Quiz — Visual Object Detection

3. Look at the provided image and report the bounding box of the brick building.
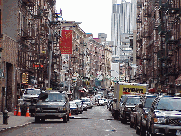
[136,0,181,92]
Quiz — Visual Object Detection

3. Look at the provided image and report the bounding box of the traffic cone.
[17,106,21,116]
[25,107,30,117]
[69,111,71,116]
[14,106,17,116]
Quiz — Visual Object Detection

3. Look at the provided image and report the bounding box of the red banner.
[59,30,72,54]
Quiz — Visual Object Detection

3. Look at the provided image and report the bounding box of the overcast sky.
[56,0,112,41]
[56,0,131,41]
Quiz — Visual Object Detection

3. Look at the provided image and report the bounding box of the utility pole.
[48,27,53,88]
[68,54,70,93]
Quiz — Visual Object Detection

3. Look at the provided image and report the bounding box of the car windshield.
[44,93,66,102]
[75,102,81,105]
[125,97,141,105]
[156,97,181,111]
[144,96,157,108]
[25,89,41,95]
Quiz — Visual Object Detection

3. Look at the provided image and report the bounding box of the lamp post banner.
[59,30,72,54]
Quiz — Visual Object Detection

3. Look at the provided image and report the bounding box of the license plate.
[176,130,181,136]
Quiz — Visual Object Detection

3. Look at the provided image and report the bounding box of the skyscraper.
[111,0,135,63]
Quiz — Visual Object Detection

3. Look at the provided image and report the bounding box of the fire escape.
[157,0,180,89]
[18,0,59,88]
[144,0,160,87]
[18,0,36,87]
[141,0,151,83]
[49,13,62,89]
[136,0,142,82]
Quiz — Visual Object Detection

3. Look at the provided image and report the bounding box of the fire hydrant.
[3,109,9,124]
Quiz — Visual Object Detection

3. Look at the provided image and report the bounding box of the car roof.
[160,96,181,99]
[49,92,61,93]
[122,95,141,97]
[81,97,90,99]
[69,101,76,103]
[74,100,82,102]
[144,94,157,97]
[127,96,141,99]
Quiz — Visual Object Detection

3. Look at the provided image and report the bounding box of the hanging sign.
[59,30,72,54]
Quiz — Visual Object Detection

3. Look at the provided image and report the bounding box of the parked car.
[103,98,108,104]
[73,99,83,114]
[114,94,139,120]
[81,97,93,109]
[119,95,141,124]
[97,98,105,106]
[145,95,181,136]
[129,94,157,135]
[34,90,70,123]
[83,103,88,111]
[69,101,79,115]
[20,88,41,116]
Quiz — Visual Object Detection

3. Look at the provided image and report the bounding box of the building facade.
[135,0,181,92]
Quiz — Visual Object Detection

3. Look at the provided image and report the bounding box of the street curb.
[0,121,33,133]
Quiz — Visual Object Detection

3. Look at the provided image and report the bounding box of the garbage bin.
[3,109,9,124]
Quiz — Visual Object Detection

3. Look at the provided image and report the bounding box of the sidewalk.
[0,112,34,132]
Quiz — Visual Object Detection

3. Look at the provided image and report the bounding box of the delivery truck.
[111,82,148,119]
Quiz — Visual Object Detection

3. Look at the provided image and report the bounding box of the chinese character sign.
[59,30,72,54]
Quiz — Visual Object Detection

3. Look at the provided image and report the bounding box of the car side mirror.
[139,103,143,109]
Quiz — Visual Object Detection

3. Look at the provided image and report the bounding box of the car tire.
[121,116,127,124]
[41,118,45,122]
[67,114,69,121]
[134,117,137,129]
[130,121,134,128]
[121,113,127,124]
[63,115,67,123]
[146,128,156,136]
[76,111,78,115]
[35,116,40,123]
[140,125,146,136]
[136,126,140,135]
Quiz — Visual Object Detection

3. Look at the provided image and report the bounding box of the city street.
[0,105,138,136]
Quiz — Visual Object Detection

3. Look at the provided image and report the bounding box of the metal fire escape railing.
[157,0,181,88]
[18,0,58,88]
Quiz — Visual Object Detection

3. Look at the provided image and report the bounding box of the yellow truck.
[112,82,148,119]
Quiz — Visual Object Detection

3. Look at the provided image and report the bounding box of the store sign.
[22,73,28,84]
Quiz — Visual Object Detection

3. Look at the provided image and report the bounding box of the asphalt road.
[0,105,139,136]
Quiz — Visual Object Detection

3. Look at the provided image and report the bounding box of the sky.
[56,0,112,41]
[56,0,132,41]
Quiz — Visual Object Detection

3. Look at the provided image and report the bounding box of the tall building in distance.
[111,0,135,63]
[98,33,107,44]
[111,0,137,82]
